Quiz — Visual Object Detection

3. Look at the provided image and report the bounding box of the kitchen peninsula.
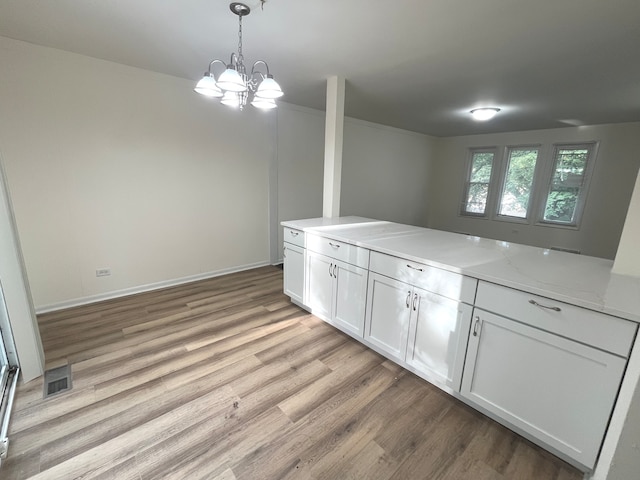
[281,216,640,473]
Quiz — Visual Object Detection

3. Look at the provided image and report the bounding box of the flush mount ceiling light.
[470,107,501,121]
[194,2,283,110]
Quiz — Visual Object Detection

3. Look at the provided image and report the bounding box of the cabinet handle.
[333,264,337,278]
[290,231,299,237]
[528,299,561,312]
[406,264,424,272]
[329,242,340,248]
[412,293,418,311]
[329,262,333,277]
[406,291,411,309]
[283,246,286,258]
[473,316,481,337]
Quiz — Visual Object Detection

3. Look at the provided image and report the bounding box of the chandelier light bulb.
[220,91,241,107]
[255,75,284,99]
[194,73,223,97]
[216,67,247,92]
[251,97,278,109]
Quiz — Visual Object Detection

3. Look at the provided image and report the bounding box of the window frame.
[494,144,542,224]
[535,142,598,229]
[460,147,498,218]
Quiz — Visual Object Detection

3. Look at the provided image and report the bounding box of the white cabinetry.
[406,290,473,390]
[305,234,369,337]
[462,282,637,469]
[306,251,333,320]
[364,252,477,391]
[283,228,305,304]
[364,273,412,362]
[281,218,640,473]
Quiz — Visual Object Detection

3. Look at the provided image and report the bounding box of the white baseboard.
[35,261,270,314]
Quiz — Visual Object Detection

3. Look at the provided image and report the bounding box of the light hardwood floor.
[3,266,583,479]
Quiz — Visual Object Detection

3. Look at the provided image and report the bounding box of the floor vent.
[43,365,72,399]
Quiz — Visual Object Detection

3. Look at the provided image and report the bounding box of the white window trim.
[534,142,599,229]
[460,147,499,218]
[494,144,542,224]
[459,141,598,230]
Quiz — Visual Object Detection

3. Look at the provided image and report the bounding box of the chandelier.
[194,2,283,110]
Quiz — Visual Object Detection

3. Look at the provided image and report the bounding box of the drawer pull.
[473,316,481,337]
[289,231,299,237]
[528,299,562,312]
[406,291,411,309]
[406,264,424,272]
[329,242,341,248]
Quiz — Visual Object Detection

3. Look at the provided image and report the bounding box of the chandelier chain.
[237,15,244,72]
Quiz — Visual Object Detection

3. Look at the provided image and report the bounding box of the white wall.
[276,104,325,255]
[341,118,435,226]
[429,123,640,259]
[275,108,436,260]
[608,373,640,479]
[613,168,640,275]
[591,170,640,480]
[593,337,640,480]
[0,36,275,311]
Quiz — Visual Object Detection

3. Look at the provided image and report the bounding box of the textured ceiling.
[1,0,639,136]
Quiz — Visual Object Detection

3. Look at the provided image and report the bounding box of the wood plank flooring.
[2,266,583,479]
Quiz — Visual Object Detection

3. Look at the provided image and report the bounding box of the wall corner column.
[612,168,640,275]
[322,76,345,218]
[591,167,640,480]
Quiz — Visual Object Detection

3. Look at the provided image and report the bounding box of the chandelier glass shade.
[194,2,283,110]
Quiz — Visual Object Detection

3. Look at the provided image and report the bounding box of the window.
[461,148,495,216]
[498,147,540,219]
[540,143,596,226]
[459,141,597,228]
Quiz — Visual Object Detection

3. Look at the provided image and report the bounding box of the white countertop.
[281,217,640,322]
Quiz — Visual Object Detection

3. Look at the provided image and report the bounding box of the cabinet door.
[305,251,334,322]
[332,260,368,337]
[364,273,412,362]
[406,289,472,391]
[283,243,305,305]
[461,310,627,469]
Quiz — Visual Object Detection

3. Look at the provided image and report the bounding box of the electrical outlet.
[96,268,111,277]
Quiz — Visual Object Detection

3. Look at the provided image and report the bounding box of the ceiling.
[1,0,639,137]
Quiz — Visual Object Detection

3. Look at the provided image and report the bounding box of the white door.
[461,309,627,469]
[305,251,334,322]
[406,289,472,391]
[364,273,412,362]
[332,260,368,337]
[283,243,305,305]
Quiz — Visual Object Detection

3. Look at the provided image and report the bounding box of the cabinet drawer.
[306,234,370,268]
[369,251,477,304]
[475,281,637,357]
[283,227,304,247]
